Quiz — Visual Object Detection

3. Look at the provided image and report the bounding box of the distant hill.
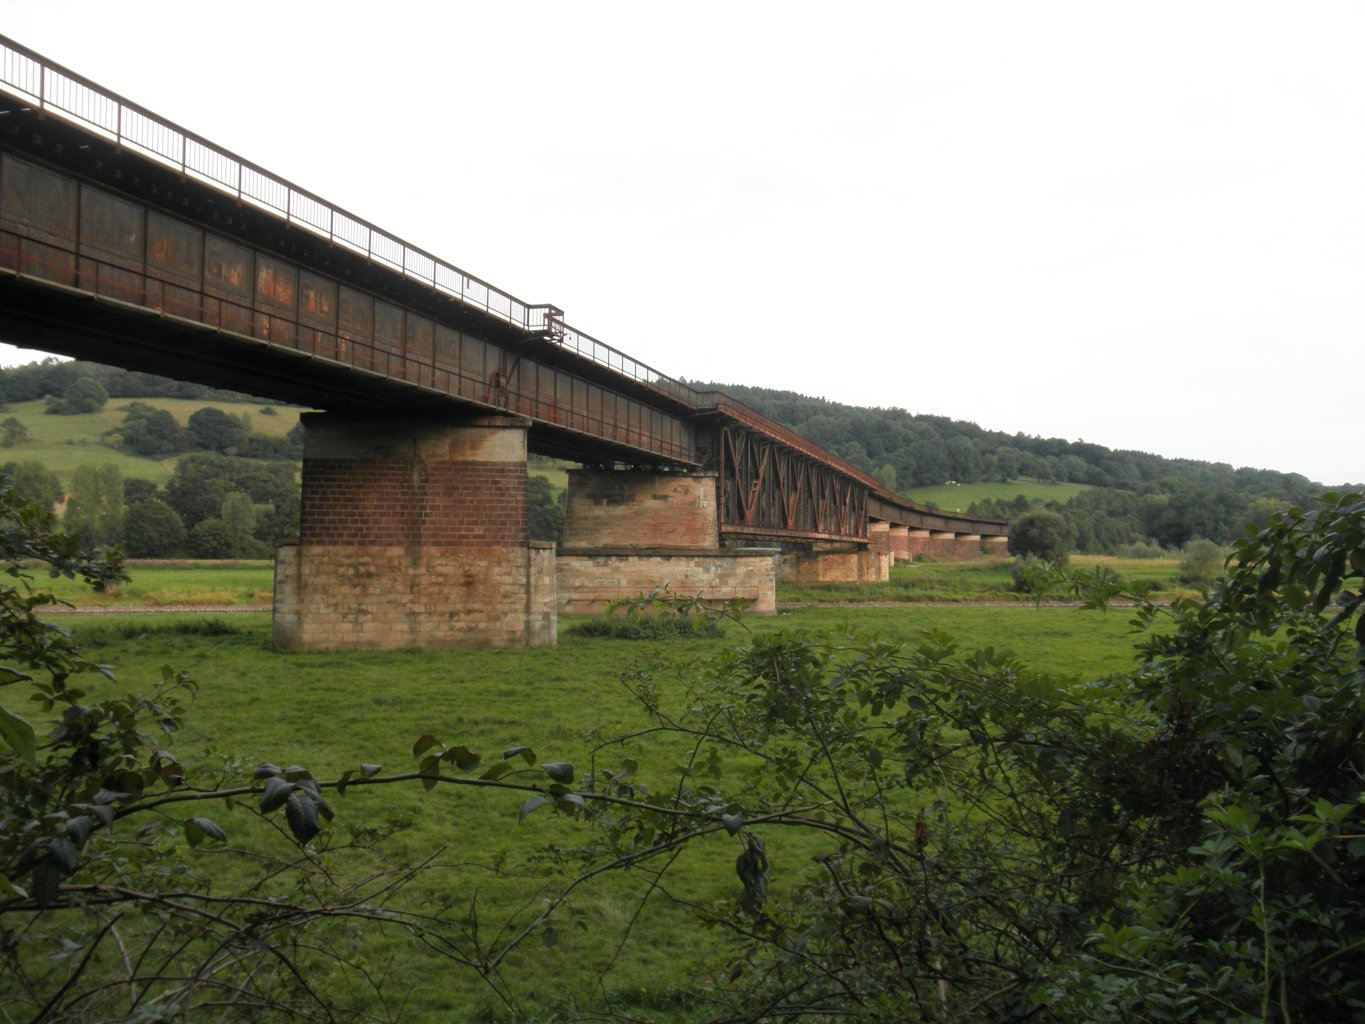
[0,360,1348,557]
[691,382,1342,553]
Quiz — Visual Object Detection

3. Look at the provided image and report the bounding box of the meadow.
[42,588,1165,1021]
[1,398,302,486]
[32,554,1186,612]
[901,477,1090,511]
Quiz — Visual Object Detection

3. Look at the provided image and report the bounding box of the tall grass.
[46,602,1157,1019]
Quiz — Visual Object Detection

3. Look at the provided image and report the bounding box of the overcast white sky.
[2,1,1361,485]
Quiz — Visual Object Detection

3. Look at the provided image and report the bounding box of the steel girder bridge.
[0,36,1004,549]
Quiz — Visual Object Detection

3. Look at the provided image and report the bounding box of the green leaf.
[419,755,441,791]
[519,796,550,820]
[360,763,383,778]
[556,792,588,814]
[0,703,35,763]
[503,745,536,764]
[413,734,441,759]
[443,745,481,771]
[31,860,61,908]
[337,769,354,797]
[540,761,574,784]
[284,793,320,844]
[252,763,282,780]
[259,777,295,813]
[65,815,95,848]
[47,837,80,874]
[189,817,227,842]
[720,811,746,836]
[479,762,514,781]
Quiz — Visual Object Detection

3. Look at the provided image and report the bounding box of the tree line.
[695,382,1344,553]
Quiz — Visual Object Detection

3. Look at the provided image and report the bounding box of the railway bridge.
[0,37,1006,648]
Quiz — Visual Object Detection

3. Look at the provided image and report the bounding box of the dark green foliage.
[0,417,29,447]
[62,464,124,549]
[2,461,61,512]
[120,406,184,456]
[1177,536,1226,585]
[123,497,186,557]
[187,517,234,558]
[569,587,735,639]
[527,473,565,544]
[44,376,108,415]
[556,491,1365,1022]
[0,358,264,405]
[186,406,248,454]
[121,477,160,506]
[164,454,298,542]
[1007,508,1075,561]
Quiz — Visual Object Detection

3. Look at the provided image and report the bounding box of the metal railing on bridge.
[0,35,695,409]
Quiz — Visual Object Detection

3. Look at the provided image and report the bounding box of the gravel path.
[41,604,272,615]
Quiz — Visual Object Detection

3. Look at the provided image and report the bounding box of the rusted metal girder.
[712,421,869,543]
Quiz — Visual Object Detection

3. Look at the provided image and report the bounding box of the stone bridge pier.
[557,468,778,615]
[274,412,556,651]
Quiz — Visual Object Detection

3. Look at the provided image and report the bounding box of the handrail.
[0,34,689,403]
[0,35,1001,535]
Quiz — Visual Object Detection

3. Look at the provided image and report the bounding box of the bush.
[187,517,234,558]
[570,587,738,639]
[1007,508,1075,562]
[44,376,108,415]
[124,498,187,557]
[1178,536,1227,584]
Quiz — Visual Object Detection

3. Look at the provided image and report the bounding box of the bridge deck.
[0,35,1005,545]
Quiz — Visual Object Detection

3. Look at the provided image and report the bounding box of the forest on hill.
[0,358,565,558]
[694,382,1349,553]
[0,358,1349,560]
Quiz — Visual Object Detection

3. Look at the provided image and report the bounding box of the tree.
[44,376,109,415]
[0,417,30,447]
[123,497,186,557]
[3,461,61,512]
[1006,508,1075,561]
[121,407,184,456]
[186,406,248,454]
[62,464,124,550]
[165,454,297,540]
[220,490,258,556]
[527,474,564,544]
[187,517,235,558]
[4,467,1360,1021]
[1177,536,1226,585]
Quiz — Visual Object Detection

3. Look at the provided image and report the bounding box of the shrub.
[1007,508,1075,562]
[1178,536,1227,585]
[44,376,108,415]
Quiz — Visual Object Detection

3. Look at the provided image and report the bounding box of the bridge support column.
[982,535,1009,557]
[953,534,983,559]
[930,531,959,558]
[889,525,910,564]
[868,522,891,558]
[780,543,889,585]
[558,468,776,614]
[906,529,933,559]
[273,413,556,651]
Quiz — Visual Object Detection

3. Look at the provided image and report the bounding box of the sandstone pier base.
[273,413,555,651]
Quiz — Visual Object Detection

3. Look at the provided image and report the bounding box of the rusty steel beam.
[0,34,1007,548]
[714,421,869,543]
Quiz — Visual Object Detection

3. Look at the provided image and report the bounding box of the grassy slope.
[45,598,1159,1020]
[0,399,302,487]
[903,477,1090,511]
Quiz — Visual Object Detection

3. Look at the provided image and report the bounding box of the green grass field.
[903,477,1090,512]
[778,555,1189,604]
[0,398,303,487]
[29,580,1165,1020]
[36,560,275,607]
